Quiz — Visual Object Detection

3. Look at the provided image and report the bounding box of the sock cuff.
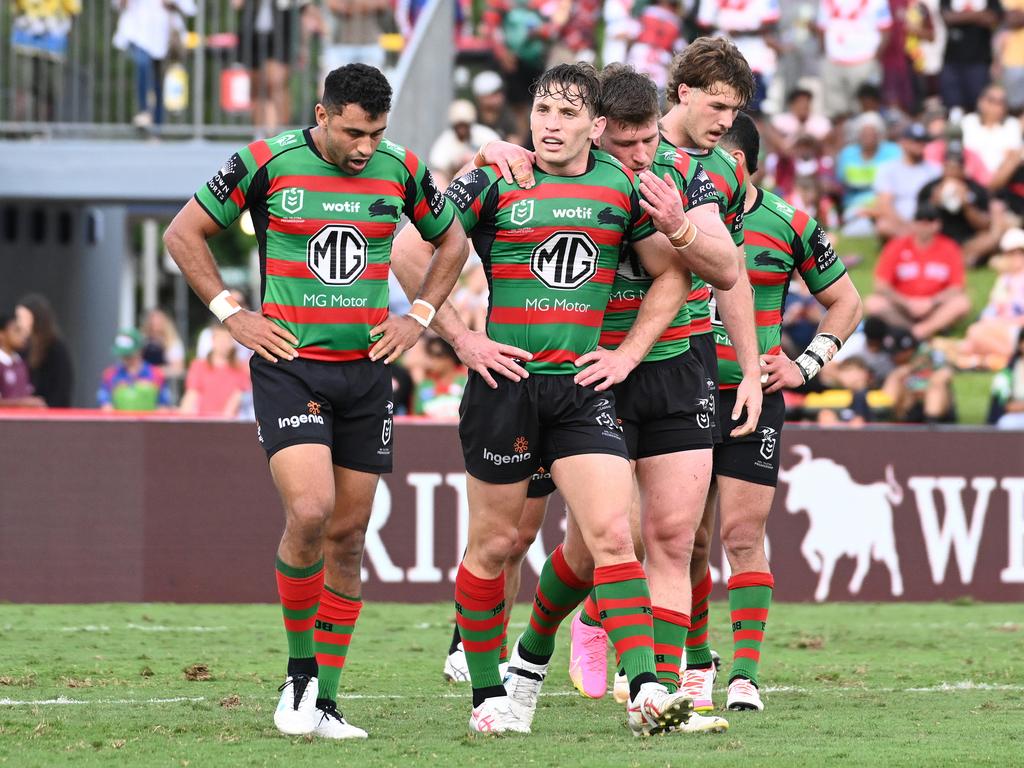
[692,567,713,602]
[551,544,592,591]
[727,571,775,590]
[318,587,363,623]
[652,606,690,628]
[456,562,505,606]
[593,560,645,585]
[276,556,324,580]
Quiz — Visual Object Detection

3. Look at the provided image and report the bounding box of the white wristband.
[208,289,242,322]
[407,298,436,328]
[795,333,842,383]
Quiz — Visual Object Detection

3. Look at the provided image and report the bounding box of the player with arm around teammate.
[163,63,469,739]
[686,113,862,712]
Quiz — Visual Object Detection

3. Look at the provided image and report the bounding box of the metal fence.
[0,0,407,139]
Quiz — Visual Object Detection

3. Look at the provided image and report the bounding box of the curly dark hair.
[719,112,760,174]
[322,64,393,118]
[598,64,659,127]
[531,62,601,117]
[666,37,755,107]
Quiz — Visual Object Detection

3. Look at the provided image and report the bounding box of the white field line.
[55,625,228,633]
[3,681,1022,707]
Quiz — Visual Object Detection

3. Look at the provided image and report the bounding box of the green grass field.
[2,602,1023,767]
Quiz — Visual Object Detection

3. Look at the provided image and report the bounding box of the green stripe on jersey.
[679,141,747,337]
[600,147,717,361]
[714,188,847,386]
[195,130,454,361]
[444,150,655,374]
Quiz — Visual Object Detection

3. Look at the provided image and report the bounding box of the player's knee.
[507,528,537,563]
[588,523,635,564]
[473,527,518,572]
[284,500,330,546]
[721,521,765,561]
[325,525,366,568]
[691,525,712,563]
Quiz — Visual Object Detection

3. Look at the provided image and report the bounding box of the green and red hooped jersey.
[714,188,847,387]
[194,129,454,362]
[599,146,718,362]
[679,141,747,336]
[443,150,656,375]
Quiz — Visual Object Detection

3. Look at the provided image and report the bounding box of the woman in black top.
[16,294,74,407]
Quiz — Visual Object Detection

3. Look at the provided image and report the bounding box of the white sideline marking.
[4,682,1023,707]
[58,625,227,633]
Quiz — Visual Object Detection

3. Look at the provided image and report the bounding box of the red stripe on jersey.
[268,215,397,239]
[491,263,616,284]
[747,269,790,285]
[705,170,733,201]
[756,309,783,326]
[248,140,272,167]
[606,297,643,312]
[800,254,816,274]
[490,306,603,327]
[791,207,810,237]
[229,185,245,209]
[298,346,369,362]
[529,349,578,364]
[716,344,737,361]
[264,303,388,326]
[413,198,429,221]
[746,230,792,254]
[495,225,625,247]
[266,259,389,280]
[268,175,405,198]
[687,286,710,302]
[600,323,690,346]
[499,184,630,211]
[403,150,419,175]
[690,317,712,334]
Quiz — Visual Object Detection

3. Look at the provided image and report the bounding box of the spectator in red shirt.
[179,324,252,418]
[864,201,972,340]
[0,308,45,408]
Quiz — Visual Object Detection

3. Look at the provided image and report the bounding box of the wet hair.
[17,293,62,369]
[666,37,755,107]
[719,112,760,175]
[598,63,659,128]
[322,64,393,118]
[531,62,601,117]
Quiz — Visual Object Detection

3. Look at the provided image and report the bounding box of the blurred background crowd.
[3,0,1024,427]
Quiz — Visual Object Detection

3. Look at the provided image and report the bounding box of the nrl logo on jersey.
[381,139,404,156]
[660,149,679,161]
[510,199,534,226]
[772,199,795,217]
[282,188,304,215]
[273,132,299,148]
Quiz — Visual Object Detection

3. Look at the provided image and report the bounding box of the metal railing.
[0,0,406,139]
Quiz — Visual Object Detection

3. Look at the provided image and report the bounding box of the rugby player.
[164,64,469,738]
[391,62,737,736]
[689,113,862,711]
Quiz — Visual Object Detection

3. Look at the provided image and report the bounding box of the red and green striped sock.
[275,556,323,664]
[728,571,774,686]
[593,560,656,695]
[498,606,512,663]
[314,586,361,703]
[579,591,601,627]
[519,544,593,661]
[653,606,690,693]
[685,567,714,669]
[455,563,506,699]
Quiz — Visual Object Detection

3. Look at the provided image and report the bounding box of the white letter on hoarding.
[1001,478,1024,583]
[406,473,443,582]
[360,480,404,583]
[910,476,996,584]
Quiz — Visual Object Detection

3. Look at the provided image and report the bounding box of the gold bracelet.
[669,219,695,247]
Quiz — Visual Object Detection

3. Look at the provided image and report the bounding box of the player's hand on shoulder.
[573,347,638,392]
[369,315,426,365]
[730,372,764,437]
[759,353,804,394]
[224,310,298,363]
[480,141,536,188]
[452,330,532,389]
[637,170,686,236]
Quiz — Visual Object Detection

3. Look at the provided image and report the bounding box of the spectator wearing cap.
[865,202,972,340]
[957,228,1024,368]
[97,328,172,411]
[471,70,520,143]
[882,327,956,422]
[836,112,900,234]
[918,141,996,264]
[960,85,1023,188]
[939,0,1001,113]
[0,308,45,408]
[428,99,501,189]
[816,0,893,119]
[871,122,942,239]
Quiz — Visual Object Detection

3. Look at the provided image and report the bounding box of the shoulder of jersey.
[592,149,635,183]
[759,188,801,228]
[256,129,307,161]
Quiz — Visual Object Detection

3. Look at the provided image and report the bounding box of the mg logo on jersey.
[282,188,304,215]
[759,426,778,460]
[530,231,599,290]
[307,224,368,286]
[510,199,534,226]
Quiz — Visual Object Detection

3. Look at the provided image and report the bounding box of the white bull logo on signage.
[779,445,905,602]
